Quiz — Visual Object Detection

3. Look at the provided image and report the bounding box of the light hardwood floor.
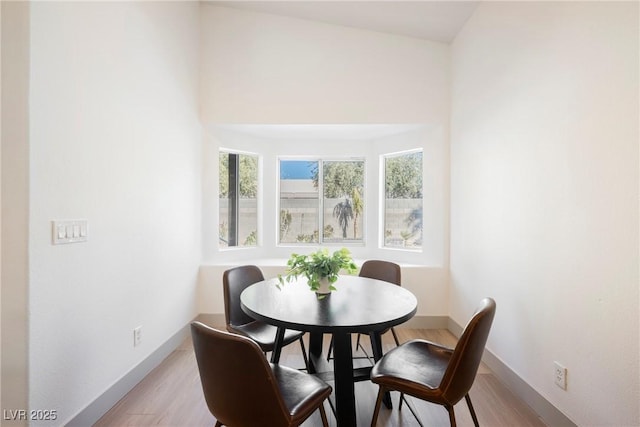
[95,327,546,427]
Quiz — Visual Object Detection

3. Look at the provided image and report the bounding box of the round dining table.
[241,274,418,427]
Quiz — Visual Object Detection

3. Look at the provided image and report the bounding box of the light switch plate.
[52,220,88,244]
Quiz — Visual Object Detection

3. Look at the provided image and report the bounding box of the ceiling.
[209,1,480,43]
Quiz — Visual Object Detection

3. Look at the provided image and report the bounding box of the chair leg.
[326,336,333,361]
[215,421,223,427]
[370,387,385,427]
[298,337,310,371]
[327,394,336,417]
[319,402,329,427]
[355,333,363,351]
[390,327,400,346]
[465,393,480,427]
[446,405,457,427]
[398,393,424,427]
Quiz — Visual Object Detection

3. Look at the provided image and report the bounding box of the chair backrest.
[223,265,264,328]
[440,297,496,405]
[359,260,401,286]
[191,322,291,427]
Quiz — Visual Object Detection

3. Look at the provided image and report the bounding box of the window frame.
[380,148,424,252]
[277,156,366,247]
[218,148,261,251]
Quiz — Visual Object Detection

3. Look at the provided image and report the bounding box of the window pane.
[279,160,319,243]
[323,160,365,243]
[384,151,422,249]
[219,151,258,247]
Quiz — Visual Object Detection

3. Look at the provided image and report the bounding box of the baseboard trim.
[65,323,190,427]
[448,320,577,427]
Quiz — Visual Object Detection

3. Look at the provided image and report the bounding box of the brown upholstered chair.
[327,260,403,362]
[356,260,402,348]
[370,297,496,427]
[223,265,309,369]
[191,322,331,427]
[358,259,402,287]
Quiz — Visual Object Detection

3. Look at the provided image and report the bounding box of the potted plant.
[278,248,358,296]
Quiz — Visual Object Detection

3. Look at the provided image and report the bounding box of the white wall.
[200,4,450,124]
[450,2,639,425]
[27,2,202,424]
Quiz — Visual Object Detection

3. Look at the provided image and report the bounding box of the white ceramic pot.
[316,276,332,295]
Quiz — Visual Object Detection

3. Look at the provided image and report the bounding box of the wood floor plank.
[95,327,546,427]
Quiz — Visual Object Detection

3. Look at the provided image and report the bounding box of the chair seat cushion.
[370,339,453,400]
[229,321,304,352]
[271,363,332,424]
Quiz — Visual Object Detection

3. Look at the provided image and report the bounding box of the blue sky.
[280,160,316,179]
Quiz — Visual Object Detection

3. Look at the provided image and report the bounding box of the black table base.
[273,328,392,426]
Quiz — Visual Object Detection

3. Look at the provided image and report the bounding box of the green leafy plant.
[278,248,358,293]
[243,230,257,246]
[280,209,292,239]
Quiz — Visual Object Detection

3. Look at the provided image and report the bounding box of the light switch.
[52,220,88,244]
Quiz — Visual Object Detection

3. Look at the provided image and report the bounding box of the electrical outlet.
[133,326,142,347]
[554,361,567,390]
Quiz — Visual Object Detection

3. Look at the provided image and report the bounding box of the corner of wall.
[1,1,30,421]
